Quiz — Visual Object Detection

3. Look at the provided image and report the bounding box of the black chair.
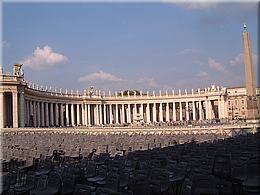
[73,184,94,195]
[15,173,36,194]
[96,172,121,195]
[87,165,107,185]
[30,172,61,195]
[60,175,76,195]
[0,174,10,195]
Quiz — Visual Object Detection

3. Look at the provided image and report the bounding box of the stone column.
[218,98,222,119]
[179,102,183,121]
[26,100,30,126]
[50,103,54,126]
[153,103,157,122]
[140,104,143,122]
[65,104,69,126]
[55,103,59,126]
[166,102,169,122]
[99,104,103,124]
[12,92,18,128]
[87,104,91,126]
[60,104,64,126]
[45,102,49,127]
[159,103,163,122]
[133,104,137,121]
[0,92,4,128]
[94,104,99,125]
[97,104,100,125]
[192,101,196,121]
[199,101,203,120]
[33,101,37,127]
[24,99,27,126]
[19,91,25,127]
[115,104,119,124]
[173,102,176,121]
[82,104,85,126]
[121,104,125,124]
[84,104,88,126]
[29,101,33,126]
[127,104,131,123]
[70,104,74,126]
[28,100,36,127]
[221,95,227,119]
[205,100,210,119]
[37,102,40,127]
[109,104,113,124]
[146,103,150,123]
[103,104,107,124]
[77,104,80,126]
[209,100,213,119]
[186,102,189,121]
[41,102,45,126]
[24,99,28,126]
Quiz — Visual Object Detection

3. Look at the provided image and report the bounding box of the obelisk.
[243,24,258,120]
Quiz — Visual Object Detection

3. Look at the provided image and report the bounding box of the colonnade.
[86,98,225,126]
[0,89,227,128]
[23,100,86,127]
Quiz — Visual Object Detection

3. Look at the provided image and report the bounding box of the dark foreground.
[1,132,260,195]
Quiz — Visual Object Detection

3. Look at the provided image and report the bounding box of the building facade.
[0,65,259,129]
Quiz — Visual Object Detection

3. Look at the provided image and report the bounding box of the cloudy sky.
[2,1,258,93]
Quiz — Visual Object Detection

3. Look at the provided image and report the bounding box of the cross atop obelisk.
[242,24,258,120]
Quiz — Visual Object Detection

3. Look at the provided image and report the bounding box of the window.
[241,100,244,104]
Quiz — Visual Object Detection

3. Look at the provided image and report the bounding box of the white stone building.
[0,65,259,129]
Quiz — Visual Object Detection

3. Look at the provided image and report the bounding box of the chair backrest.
[73,184,92,195]
[99,153,110,162]
[191,174,217,189]
[9,171,17,185]
[105,172,120,191]
[37,174,48,189]
[86,163,96,174]
[131,175,150,195]
[26,174,36,187]
[1,174,10,192]
[98,165,108,177]
[47,173,61,188]
[62,175,75,188]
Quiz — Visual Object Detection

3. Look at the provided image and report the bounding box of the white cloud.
[184,2,218,10]
[230,53,258,66]
[20,46,69,70]
[78,71,123,83]
[177,48,197,55]
[195,71,209,78]
[2,40,10,48]
[136,77,159,88]
[169,1,218,10]
[230,53,243,66]
[208,57,226,72]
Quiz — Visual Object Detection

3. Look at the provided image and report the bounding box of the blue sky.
[2,2,258,93]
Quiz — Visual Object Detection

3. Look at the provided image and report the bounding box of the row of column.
[88,98,225,125]
[24,100,87,127]
[1,92,225,128]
